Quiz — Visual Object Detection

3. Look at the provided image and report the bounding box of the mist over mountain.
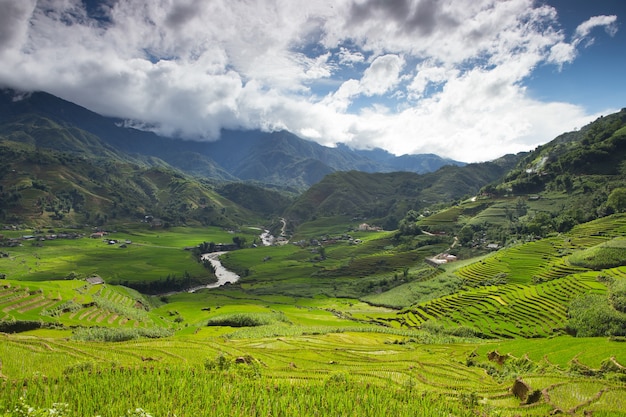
[0,89,464,190]
[3,88,624,236]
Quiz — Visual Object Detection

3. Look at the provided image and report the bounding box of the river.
[260,229,274,246]
[187,228,278,292]
[187,251,240,292]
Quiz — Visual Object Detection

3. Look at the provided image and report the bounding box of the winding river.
[187,251,240,292]
[186,228,278,292]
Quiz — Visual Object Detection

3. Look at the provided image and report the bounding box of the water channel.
[187,229,276,292]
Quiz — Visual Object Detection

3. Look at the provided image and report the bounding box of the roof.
[86,276,104,285]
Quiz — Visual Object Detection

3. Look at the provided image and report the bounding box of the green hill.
[493,108,626,204]
[0,139,260,227]
[2,92,626,416]
[284,157,517,229]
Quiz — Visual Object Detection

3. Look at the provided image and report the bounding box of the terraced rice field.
[2,330,624,417]
[386,215,626,338]
[0,281,157,328]
[392,272,606,338]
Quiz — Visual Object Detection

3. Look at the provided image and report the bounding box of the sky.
[0,0,624,163]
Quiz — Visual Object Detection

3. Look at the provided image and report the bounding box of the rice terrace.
[1,23,626,416]
[1,204,626,416]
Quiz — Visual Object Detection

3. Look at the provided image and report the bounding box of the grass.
[0,225,254,286]
[1,330,624,416]
[569,237,626,270]
[3,214,626,416]
[0,366,480,417]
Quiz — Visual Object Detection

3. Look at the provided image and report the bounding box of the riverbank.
[188,252,240,292]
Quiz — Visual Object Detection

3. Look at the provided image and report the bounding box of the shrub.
[609,279,626,313]
[40,300,81,317]
[0,319,44,333]
[71,326,173,342]
[206,312,289,327]
[567,294,626,337]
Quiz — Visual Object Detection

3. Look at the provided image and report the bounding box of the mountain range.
[0,89,463,190]
[2,87,624,235]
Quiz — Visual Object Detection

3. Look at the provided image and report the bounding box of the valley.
[0,92,626,416]
[1,210,625,416]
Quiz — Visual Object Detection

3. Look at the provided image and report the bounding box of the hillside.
[1,201,626,416]
[0,140,262,227]
[2,91,626,416]
[284,156,517,229]
[448,108,626,244]
[495,109,626,196]
[0,89,464,189]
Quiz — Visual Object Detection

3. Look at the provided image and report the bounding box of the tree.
[567,294,626,337]
[232,236,246,249]
[398,210,422,236]
[458,225,475,245]
[607,188,626,213]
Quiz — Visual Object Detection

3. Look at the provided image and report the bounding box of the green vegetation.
[206,311,289,327]
[3,106,626,415]
[567,293,626,337]
[1,365,479,417]
[2,211,626,415]
[71,326,174,342]
[569,237,626,269]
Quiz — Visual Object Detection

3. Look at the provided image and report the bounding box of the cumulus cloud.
[338,47,365,65]
[0,0,36,52]
[548,14,618,66]
[0,0,620,162]
[360,54,405,96]
[575,15,618,39]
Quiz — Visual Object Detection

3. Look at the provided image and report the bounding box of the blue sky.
[0,0,623,162]
[527,0,626,115]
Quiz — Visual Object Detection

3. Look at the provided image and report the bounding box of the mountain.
[0,139,265,227]
[351,145,464,173]
[406,109,626,247]
[283,107,626,232]
[506,108,626,183]
[284,156,517,229]
[0,89,463,189]
[490,109,626,214]
[0,89,236,182]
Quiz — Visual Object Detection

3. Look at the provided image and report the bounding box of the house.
[214,243,238,251]
[86,276,104,285]
[425,253,458,267]
[425,258,447,267]
[357,223,382,232]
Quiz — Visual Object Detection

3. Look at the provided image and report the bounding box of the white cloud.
[0,0,620,162]
[360,54,405,96]
[408,61,457,99]
[348,70,596,162]
[0,0,36,53]
[338,47,365,65]
[575,15,618,39]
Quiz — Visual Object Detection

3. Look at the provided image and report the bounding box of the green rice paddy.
[2,214,626,416]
